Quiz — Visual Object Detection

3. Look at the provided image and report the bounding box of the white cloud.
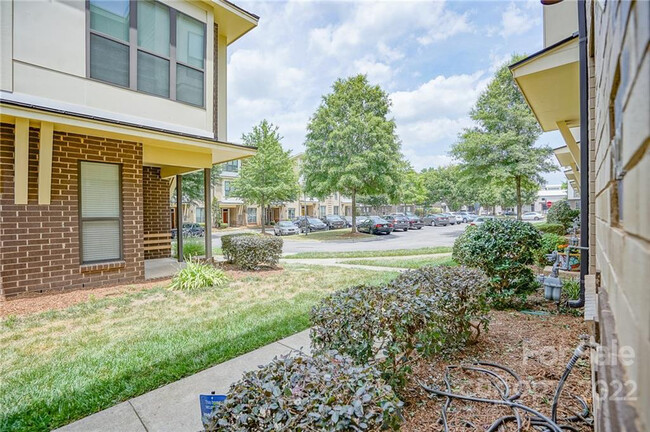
[500,2,540,38]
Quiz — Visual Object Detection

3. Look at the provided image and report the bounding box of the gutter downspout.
[570,0,588,308]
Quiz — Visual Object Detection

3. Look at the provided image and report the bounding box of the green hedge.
[535,233,568,266]
[534,223,566,235]
[310,266,489,390]
[453,219,541,308]
[205,352,402,431]
[222,234,282,270]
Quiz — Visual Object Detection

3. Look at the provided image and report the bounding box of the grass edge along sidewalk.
[0,264,398,432]
[284,246,453,259]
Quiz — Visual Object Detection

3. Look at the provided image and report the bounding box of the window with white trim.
[223,180,232,198]
[88,0,205,106]
[79,161,122,263]
[288,208,295,219]
[247,207,257,224]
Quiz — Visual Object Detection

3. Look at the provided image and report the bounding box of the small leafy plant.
[562,278,580,300]
[547,200,580,229]
[169,259,228,291]
[534,223,566,235]
[453,218,542,308]
[205,352,403,431]
[535,232,567,266]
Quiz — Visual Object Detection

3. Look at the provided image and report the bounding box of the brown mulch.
[402,303,591,431]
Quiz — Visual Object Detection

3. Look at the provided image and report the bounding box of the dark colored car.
[343,216,354,227]
[296,217,328,233]
[321,215,347,229]
[358,216,393,235]
[406,215,424,230]
[383,215,410,231]
[355,216,369,227]
[180,223,204,237]
[423,214,449,226]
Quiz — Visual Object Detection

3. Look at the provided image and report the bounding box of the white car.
[469,216,495,226]
[274,221,300,236]
[450,213,463,224]
[522,212,544,221]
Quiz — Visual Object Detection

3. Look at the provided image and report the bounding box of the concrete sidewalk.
[55,330,312,432]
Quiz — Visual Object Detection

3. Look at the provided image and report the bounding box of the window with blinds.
[79,162,122,263]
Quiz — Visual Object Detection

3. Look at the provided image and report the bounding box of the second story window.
[88,0,205,107]
[223,160,239,172]
[224,180,232,198]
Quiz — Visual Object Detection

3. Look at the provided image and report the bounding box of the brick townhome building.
[0,0,258,298]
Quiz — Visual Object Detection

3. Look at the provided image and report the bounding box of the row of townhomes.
[208,154,354,227]
[512,0,648,430]
[1,0,258,297]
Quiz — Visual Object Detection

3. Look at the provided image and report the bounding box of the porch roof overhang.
[510,35,580,132]
[510,35,581,193]
[1,97,256,179]
[200,0,259,45]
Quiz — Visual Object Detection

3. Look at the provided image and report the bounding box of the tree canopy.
[302,75,403,231]
[232,120,300,233]
[451,54,555,219]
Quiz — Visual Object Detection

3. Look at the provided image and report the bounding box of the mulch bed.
[401,301,591,431]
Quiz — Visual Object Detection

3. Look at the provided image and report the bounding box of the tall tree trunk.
[260,199,266,234]
[515,176,522,221]
[351,191,357,233]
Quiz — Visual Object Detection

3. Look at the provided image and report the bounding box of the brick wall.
[143,166,171,259]
[589,0,649,430]
[0,123,144,298]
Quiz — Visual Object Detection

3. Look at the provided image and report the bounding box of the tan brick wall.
[143,166,171,259]
[589,0,649,430]
[0,123,144,298]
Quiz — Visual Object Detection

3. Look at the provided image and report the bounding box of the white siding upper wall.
[543,0,579,47]
[7,0,218,137]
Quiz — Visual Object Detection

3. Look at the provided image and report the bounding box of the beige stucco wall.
[543,0,578,47]
[4,0,217,137]
[591,0,649,430]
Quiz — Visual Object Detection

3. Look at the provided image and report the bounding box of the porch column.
[204,168,212,259]
[176,174,183,262]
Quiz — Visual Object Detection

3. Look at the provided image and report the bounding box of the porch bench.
[144,232,172,252]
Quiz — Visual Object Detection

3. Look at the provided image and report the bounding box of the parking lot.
[212,223,468,255]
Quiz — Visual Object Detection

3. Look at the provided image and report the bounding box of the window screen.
[79,162,122,263]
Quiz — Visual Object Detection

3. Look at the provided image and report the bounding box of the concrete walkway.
[55,330,312,432]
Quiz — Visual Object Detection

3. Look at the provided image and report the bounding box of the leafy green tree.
[547,200,580,229]
[392,165,426,213]
[451,55,556,220]
[232,120,300,234]
[421,165,475,211]
[302,75,403,232]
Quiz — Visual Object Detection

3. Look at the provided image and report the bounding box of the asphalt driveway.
[212,223,467,254]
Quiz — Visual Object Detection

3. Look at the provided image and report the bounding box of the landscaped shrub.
[205,352,402,431]
[535,232,567,266]
[222,234,282,270]
[169,259,228,291]
[547,200,580,229]
[453,218,542,308]
[310,266,490,390]
[535,223,566,235]
[220,233,257,261]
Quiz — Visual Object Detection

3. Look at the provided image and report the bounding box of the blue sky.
[227,0,566,184]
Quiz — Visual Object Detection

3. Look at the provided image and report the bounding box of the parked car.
[522,211,544,221]
[456,212,478,223]
[406,215,424,230]
[449,212,464,224]
[180,223,204,237]
[355,216,369,227]
[343,216,354,227]
[423,213,449,226]
[503,209,516,216]
[357,216,393,235]
[296,217,328,233]
[274,220,300,236]
[440,213,456,225]
[470,216,496,226]
[321,215,347,229]
[383,215,410,231]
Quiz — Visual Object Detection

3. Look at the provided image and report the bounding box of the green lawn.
[281,228,374,242]
[0,265,398,432]
[284,246,453,259]
[341,254,457,269]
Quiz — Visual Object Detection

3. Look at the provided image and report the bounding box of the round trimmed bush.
[547,200,580,229]
[205,352,402,431]
[453,218,542,307]
[222,234,282,270]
